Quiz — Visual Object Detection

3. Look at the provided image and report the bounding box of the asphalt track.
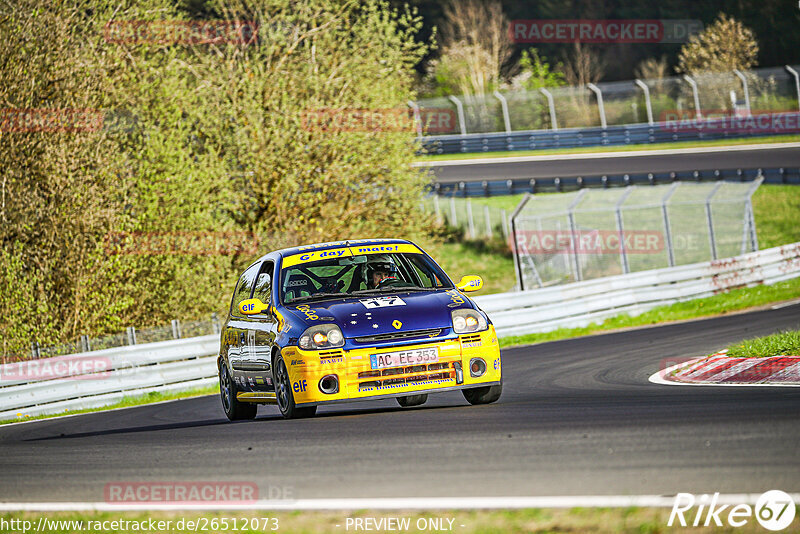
[1,303,799,503]
[418,143,800,183]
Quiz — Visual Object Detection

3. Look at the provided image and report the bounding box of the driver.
[366,254,400,289]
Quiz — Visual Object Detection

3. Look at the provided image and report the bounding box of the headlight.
[451,309,487,334]
[298,324,345,350]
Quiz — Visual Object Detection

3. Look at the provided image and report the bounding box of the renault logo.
[392,320,402,329]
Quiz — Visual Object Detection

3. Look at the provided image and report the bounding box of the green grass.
[425,238,517,296]
[0,385,217,425]
[416,134,800,162]
[726,330,800,358]
[500,276,800,348]
[752,185,800,249]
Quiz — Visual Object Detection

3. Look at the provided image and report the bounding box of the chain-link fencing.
[510,179,762,290]
[414,66,800,136]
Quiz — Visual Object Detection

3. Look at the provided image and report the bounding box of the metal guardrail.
[433,167,800,197]
[474,242,800,337]
[0,335,219,419]
[2,242,798,419]
[420,116,800,155]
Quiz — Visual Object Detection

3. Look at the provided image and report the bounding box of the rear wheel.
[397,394,427,407]
[273,357,317,419]
[462,384,502,405]
[219,361,257,421]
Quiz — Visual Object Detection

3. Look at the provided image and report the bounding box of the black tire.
[462,384,502,405]
[219,360,257,421]
[397,394,428,407]
[273,357,317,419]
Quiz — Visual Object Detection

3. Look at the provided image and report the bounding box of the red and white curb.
[650,350,800,387]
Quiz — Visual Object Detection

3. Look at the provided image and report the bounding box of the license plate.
[370,347,439,370]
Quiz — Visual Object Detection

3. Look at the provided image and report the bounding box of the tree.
[424,0,511,96]
[504,50,565,91]
[0,0,433,358]
[677,14,758,74]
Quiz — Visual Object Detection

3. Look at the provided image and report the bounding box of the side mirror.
[239,298,270,315]
[456,275,483,292]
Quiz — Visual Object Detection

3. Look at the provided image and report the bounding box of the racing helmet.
[365,254,398,287]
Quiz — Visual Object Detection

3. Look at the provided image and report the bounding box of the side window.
[230,262,261,316]
[252,261,274,306]
[406,255,437,288]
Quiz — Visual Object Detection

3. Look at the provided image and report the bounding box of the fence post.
[484,205,493,238]
[683,75,702,120]
[433,195,441,223]
[466,200,476,238]
[509,194,532,291]
[661,182,680,267]
[31,341,40,359]
[567,190,588,281]
[450,196,457,226]
[211,312,220,335]
[447,95,467,136]
[746,176,764,251]
[493,91,512,133]
[539,88,558,130]
[171,319,182,340]
[634,79,654,125]
[786,66,800,112]
[733,69,751,116]
[80,335,91,353]
[407,100,423,137]
[501,209,509,239]
[587,83,607,129]
[614,187,635,274]
[705,182,724,260]
[126,326,137,346]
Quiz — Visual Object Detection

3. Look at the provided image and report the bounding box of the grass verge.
[500,276,800,349]
[0,508,784,533]
[416,134,800,162]
[0,385,217,425]
[725,330,800,358]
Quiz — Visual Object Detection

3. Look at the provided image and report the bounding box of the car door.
[240,261,277,391]
[228,261,261,391]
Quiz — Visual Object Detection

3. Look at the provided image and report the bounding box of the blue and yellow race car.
[218,239,502,420]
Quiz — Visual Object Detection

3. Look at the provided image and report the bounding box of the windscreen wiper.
[288,292,347,303]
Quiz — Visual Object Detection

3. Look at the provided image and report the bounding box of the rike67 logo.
[669,490,796,530]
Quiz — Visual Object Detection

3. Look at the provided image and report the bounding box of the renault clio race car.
[218,239,502,420]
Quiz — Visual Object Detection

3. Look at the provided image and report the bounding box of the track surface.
[422,144,800,183]
[1,304,799,502]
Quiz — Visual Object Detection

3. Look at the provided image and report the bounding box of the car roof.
[250,238,416,266]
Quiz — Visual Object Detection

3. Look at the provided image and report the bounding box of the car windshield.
[280,251,453,304]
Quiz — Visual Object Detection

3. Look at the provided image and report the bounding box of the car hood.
[284,290,468,338]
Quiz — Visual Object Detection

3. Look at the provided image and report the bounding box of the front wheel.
[462,384,502,405]
[219,361,257,421]
[273,357,317,419]
[397,394,427,407]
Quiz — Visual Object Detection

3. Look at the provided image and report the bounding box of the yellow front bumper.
[280,326,502,407]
